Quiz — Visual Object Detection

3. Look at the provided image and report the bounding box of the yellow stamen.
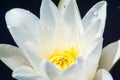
[49,47,79,70]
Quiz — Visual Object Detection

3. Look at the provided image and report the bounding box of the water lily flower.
[0,0,120,80]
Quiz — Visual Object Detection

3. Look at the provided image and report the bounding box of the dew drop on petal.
[93,9,98,17]
[26,11,30,14]
[90,9,98,23]
[7,25,12,28]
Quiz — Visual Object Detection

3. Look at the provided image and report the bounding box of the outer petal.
[82,1,107,34]
[55,0,83,52]
[80,20,101,55]
[94,69,113,80]
[5,8,41,70]
[80,2,106,64]
[81,1,107,49]
[39,0,60,59]
[0,44,30,70]
[81,33,103,64]
[12,66,49,80]
[99,40,120,71]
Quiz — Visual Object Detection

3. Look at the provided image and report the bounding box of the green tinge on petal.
[58,0,68,10]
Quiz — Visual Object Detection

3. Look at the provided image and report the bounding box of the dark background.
[0,0,120,80]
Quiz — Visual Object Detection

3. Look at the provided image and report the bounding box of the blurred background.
[0,0,120,80]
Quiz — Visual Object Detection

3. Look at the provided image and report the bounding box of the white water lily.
[0,0,120,80]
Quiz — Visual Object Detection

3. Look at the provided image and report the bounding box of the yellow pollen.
[49,47,79,70]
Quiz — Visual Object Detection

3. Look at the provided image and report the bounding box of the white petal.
[39,58,97,80]
[55,0,83,51]
[61,0,83,34]
[40,0,60,25]
[81,1,107,47]
[5,8,40,32]
[58,0,81,22]
[39,0,60,58]
[99,40,120,71]
[80,6,105,63]
[61,57,97,80]
[39,60,61,80]
[81,34,103,64]
[5,8,41,70]
[80,20,102,56]
[12,66,49,80]
[82,1,107,36]
[82,19,101,42]
[61,57,85,80]
[0,44,30,70]
[94,69,113,80]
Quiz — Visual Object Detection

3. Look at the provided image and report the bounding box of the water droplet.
[7,25,12,28]
[27,11,30,14]
[90,10,98,23]
[93,10,98,17]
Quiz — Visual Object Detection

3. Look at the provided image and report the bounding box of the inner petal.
[49,47,79,70]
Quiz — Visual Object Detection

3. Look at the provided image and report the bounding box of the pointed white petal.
[80,24,103,65]
[40,0,60,25]
[82,1,107,36]
[6,8,40,32]
[55,0,83,51]
[58,0,70,11]
[0,44,30,70]
[81,9,104,64]
[80,19,102,56]
[82,19,101,42]
[99,40,120,71]
[81,1,107,48]
[12,66,49,80]
[39,0,60,58]
[95,69,113,80]
[61,0,83,34]
[5,8,41,69]
[86,38,103,64]
[58,0,80,18]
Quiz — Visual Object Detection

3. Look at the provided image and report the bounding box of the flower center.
[49,47,79,70]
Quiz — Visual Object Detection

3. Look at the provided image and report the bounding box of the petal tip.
[5,8,26,26]
[5,8,23,19]
[97,1,107,8]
